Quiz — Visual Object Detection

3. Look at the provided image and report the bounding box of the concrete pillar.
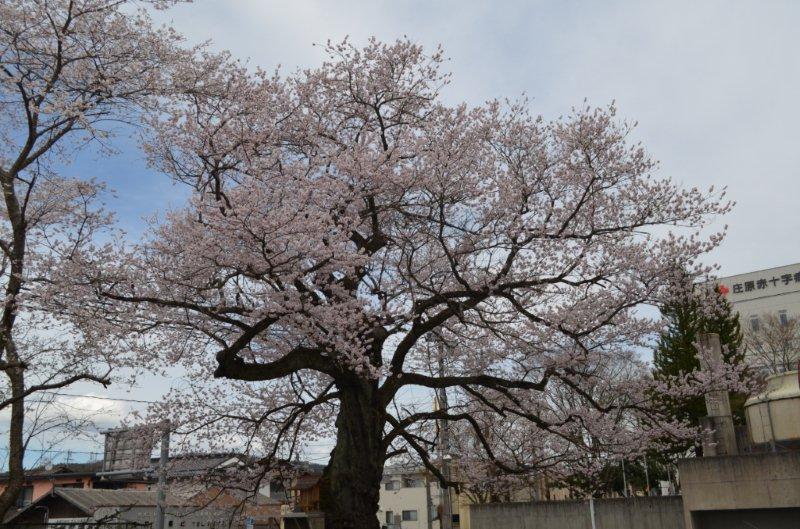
[697,333,738,456]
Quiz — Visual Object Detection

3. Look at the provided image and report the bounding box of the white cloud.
[154,0,800,275]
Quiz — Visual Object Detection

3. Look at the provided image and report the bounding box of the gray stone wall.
[469,496,685,529]
[678,452,800,529]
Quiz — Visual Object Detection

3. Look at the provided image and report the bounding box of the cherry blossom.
[70,38,747,529]
[0,0,186,517]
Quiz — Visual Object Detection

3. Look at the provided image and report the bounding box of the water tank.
[744,369,800,447]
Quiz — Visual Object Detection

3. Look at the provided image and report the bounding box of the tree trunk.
[0,170,27,520]
[320,378,385,529]
[0,366,25,519]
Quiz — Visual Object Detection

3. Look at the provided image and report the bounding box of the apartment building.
[378,466,465,529]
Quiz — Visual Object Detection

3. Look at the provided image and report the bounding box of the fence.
[4,523,150,529]
[469,496,685,529]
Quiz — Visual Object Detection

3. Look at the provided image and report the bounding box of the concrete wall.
[469,496,685,529]
[678,452,800,529]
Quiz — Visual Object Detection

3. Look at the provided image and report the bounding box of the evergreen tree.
[652,286,746,456]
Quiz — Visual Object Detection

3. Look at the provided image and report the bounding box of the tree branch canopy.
[59,36,750,528]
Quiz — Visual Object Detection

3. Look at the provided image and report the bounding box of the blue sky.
[7,0,800,467]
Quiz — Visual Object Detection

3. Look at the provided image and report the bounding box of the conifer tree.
[652,286,746,456]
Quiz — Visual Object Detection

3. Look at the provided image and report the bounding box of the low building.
[278,465,458,529]
[379,467,438,529]
[0,460,149,512]
[188,487,282,528]
[280,465,325,529]
[4,486,281,528]
[0,452,289,520]
[5,488,198,528]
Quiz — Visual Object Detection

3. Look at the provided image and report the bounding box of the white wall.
[378,472,438,529]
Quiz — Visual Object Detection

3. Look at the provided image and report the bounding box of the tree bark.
[320,378,385,529]
[0,366,25,517]
[0,168,27,519]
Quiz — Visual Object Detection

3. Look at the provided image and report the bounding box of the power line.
[35,390,432,407]
[39,391,156,404]
[19,447,103,456]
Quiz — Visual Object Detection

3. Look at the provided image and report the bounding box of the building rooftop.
[3,487,185,524]
[54,488,178,510]
[0,461,103,480]
[292,474,322,491]
[1,453,326,487]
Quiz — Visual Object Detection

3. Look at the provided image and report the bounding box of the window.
[452,513,461,523]
[779,310,789,326]
[403,478,424,488]
[385,511,394,524]
[402,510,418,521]
[384,481,400,491]
[750,315,760,332]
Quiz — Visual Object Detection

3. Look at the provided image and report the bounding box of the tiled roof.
[54,488,177,510]
[382,464,430,477]
[163,453,244,475]
[190,487,283,506]
[293,474,322,491]
[3,488,184,523]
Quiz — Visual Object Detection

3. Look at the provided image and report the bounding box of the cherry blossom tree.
[0,0,185,516]
[82,39,746,529]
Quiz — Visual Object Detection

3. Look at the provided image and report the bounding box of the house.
[185,487,282,529]
[0,452,287,514]
[0,460,149,512]
[4,488,190,527]
[379,465,491,529]
[379,466,438,529]
[277,464,463,529]
[279,465,326,529]
[4,486,281,529]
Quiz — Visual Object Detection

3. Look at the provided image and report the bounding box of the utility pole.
[667,463,674,495]
[425,474,434,529]
[621,459,628,498]
[155,420,170,529]
[437,348,453,529]
[643,454,650,496]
